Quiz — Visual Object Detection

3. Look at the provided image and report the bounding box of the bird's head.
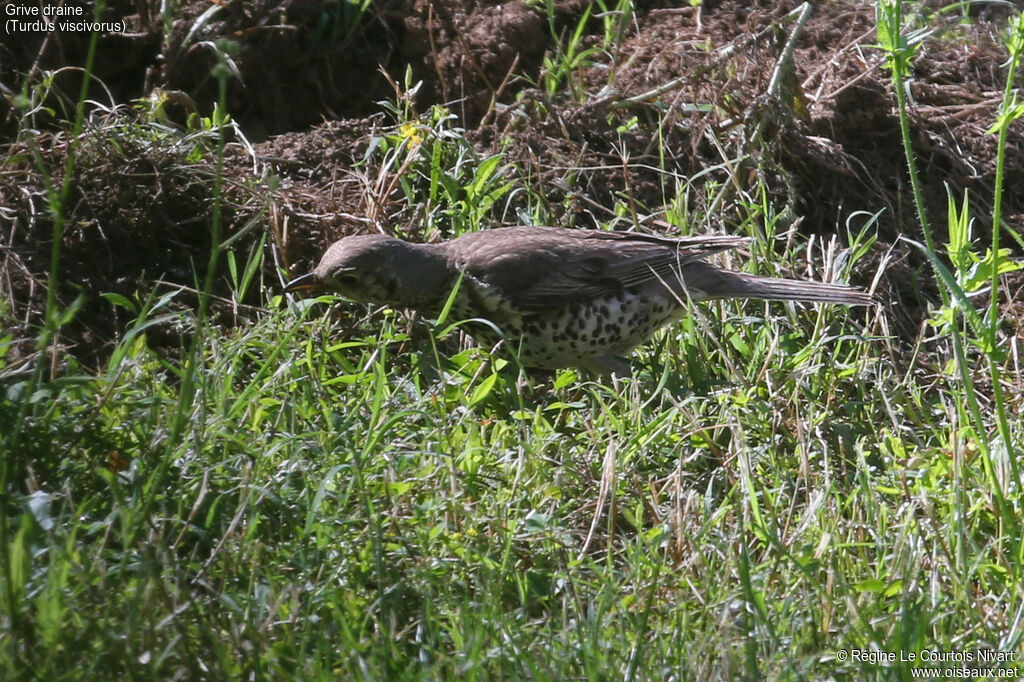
[284,234,448,309]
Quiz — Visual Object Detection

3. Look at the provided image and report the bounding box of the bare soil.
[2,0,1022,368]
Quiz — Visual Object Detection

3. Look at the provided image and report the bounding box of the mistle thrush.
[284,227,873,376]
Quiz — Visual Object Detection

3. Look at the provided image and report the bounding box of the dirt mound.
[2,0,1022,367]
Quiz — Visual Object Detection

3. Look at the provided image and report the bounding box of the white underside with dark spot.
[449,275,686,374]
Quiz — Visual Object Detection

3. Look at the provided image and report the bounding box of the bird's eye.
[334,273,359,288]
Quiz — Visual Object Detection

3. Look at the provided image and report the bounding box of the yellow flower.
[399,122,424,149]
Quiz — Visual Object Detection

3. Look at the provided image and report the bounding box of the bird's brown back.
[441,227,748,311]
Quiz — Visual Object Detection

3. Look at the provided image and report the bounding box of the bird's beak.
[283,271,322,293]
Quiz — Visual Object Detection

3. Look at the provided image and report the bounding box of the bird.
[284,226,873,377]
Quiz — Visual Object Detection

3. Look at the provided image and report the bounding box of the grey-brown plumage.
[284,227,872,376]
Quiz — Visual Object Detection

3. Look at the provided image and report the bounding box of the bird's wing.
[458,229,748,312]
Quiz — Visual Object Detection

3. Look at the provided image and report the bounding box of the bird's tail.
[680,262,873,305]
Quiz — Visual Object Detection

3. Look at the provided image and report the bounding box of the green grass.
[3,1,1024,679]
[2,249,1019,679]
